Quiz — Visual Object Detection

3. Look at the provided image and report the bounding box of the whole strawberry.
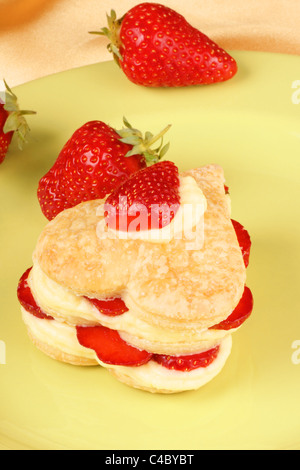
[104,160,180,231]
[91,3,237,87]
[0,80,35,164]
[0,103,12,164]
[38,118,171,221]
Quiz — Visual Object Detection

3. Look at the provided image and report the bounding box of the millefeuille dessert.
[17,161,253,393]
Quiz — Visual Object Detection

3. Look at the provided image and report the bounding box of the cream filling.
[21,307,96,361]
[96,175,207,245]
[29,262,235,354]
[22,306,232,392]
[28,263,102,326]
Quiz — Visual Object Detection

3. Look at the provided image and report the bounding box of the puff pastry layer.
[20,164,249,393]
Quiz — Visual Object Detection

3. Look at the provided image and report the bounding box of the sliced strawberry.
[93,4,237,87]
[104,160,180,231]
[210,286,253,331]
[86,296,128,316]
[76,324,220,371]
[17,268,54,320]
[232,219,251,267]
[76,324,152,366]
[153,346,220,372]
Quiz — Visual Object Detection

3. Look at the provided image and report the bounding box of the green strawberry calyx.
[117,117,171,165]
[89,9,124,66]
[2,80,36,150]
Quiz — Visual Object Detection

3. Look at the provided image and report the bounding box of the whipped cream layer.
[96,175,207,245]
[29,262,236,355]
[21,307,96,362]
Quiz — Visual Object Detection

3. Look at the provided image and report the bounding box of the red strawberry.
[76,323,221,371]
[91,3,237,87]
[76,324,152,366]
[0,102,12,164]
[153,346,220,372]
[104,160,180,231]
[17,268,54,320]
[232,219,251,267]
[0,80,35,164]
[86,296,129,316]
[210,286,253,331]
[38,118,171,221]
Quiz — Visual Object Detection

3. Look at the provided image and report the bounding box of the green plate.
[1,51,300,450]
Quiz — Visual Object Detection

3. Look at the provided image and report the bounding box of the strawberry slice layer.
[76,323,221,372]
[17,268,54,320]
[232,219,251,267]
[210,286,253,331]
[86,296,129,316]
[153,346,220,372]
[76,325,152,366]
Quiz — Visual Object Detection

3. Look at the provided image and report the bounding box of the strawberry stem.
[2,79,36,150]
[89,9,124,65]
[117,117,171,164]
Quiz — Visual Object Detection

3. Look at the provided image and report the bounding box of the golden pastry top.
[33,164,246,328]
